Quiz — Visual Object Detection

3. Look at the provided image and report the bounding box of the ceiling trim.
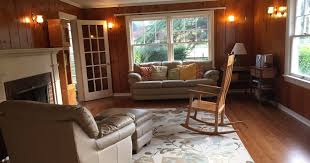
[60,0,216,9]
[114,7,225,16]
[59,0,82,8]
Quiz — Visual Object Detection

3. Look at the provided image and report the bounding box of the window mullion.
[167,16,173,61]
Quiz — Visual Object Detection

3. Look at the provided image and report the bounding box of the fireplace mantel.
[0,48,63,104]
[0,48,62,57]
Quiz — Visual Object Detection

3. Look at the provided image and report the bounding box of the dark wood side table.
[220,66,251,93]
[250,66,277,102]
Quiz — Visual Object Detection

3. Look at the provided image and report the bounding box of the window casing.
[286,0,310,85]
[126,11,214,70]
[286,0,310,81]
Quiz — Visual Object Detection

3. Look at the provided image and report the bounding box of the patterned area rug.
[132,108,254,163]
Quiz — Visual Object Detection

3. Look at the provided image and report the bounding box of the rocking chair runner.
[181,54,242,135]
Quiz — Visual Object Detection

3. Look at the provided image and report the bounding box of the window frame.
[285,0,310,89]
[126,11,214,71]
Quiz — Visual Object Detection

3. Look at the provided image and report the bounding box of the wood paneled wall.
[254,0,310,119]
[82,0,255,93]
[0,0,81,49]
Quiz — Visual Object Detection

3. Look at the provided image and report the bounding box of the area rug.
[132,108,254,163]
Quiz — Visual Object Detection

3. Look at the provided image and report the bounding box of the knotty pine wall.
[254,0,310,119]
[0,0,81,49]
[82,0,255,93]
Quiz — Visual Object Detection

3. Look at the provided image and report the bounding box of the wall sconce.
[22,14,44,24]
[108,22,114,29]
[267,6,287,18]
[35,15,44,23]
[228,15,235,22]
[22,17,31,24]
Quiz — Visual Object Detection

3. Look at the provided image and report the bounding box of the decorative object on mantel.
[267,6,287,18]
[231,43,247,66]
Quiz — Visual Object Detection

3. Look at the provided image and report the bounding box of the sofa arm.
[203,70,220,81]
[128,73,142,85]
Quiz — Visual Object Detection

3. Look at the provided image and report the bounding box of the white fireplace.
[0,48,63,104]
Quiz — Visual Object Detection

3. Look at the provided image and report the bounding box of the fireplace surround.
[4,73,54,103]
[0,48,62,104]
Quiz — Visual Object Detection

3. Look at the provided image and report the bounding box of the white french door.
[77,20,113,101]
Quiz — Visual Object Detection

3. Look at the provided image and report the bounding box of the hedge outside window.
[132,19,168,63]
[127,11,214,66]
[172,17,209,61]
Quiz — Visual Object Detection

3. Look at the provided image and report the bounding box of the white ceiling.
[61,0,215,8]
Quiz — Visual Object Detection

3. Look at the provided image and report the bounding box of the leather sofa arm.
[128,73,142,85]
[203,70,220,82]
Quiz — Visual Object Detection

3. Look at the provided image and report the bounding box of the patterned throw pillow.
[151,65,168,80]
[168,68,180,80]
[196,64,205,79]
[178,63,197,80]
[138,67,152,81]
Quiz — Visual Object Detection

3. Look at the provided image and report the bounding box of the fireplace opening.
[14,84,49,103]
[4,73,54,104]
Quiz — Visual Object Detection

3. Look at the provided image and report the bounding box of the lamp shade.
[231,43,247,55]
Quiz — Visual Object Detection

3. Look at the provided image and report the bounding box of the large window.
[127,11,214,67]
[287,0,310,84]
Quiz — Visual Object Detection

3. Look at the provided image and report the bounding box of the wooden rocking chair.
[181,54,242,135]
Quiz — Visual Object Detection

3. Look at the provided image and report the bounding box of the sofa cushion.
[204,70,220,81]
[184,79,216,87]
[196,64,205,79]
[128,109,153,126]
[138,67,152,81]
[134,62,162,73]
[178,63,197,80]
[96,123,135,150]
[162,61,182,70]
[132,87,190,95]
[183,60,213,72]
[132,81,162,89]
[167,68,180,80]
[162,80,186,88]
[96,113,135,137]
[151,65,168,80]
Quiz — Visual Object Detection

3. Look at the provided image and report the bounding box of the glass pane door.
[78,21,112,101]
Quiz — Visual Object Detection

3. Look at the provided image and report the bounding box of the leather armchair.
[0,101,135,163]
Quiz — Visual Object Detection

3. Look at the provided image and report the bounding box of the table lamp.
[231,43,247,66]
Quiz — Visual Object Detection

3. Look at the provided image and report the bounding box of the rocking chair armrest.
[197,84,221,90]
[188,89,218,97]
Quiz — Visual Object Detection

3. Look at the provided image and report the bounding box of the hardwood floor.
[84,95,310,163]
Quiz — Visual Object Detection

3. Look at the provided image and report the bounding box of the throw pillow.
[151,65,168,80]
[138,66,152,81]
[168,68,180,80]
[178,63,197,80]
[196,64,205,79]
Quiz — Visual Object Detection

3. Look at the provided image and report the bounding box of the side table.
[250,66,277,102]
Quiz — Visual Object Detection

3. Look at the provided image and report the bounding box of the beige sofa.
[0,101,135,163]
[128,61,220,100]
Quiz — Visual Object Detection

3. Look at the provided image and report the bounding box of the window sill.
[283,75,310,90]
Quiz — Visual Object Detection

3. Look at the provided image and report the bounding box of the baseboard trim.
[113,93,131,97]
[278,103,310,128]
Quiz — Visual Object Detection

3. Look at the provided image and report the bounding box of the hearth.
[4,73,54,104]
